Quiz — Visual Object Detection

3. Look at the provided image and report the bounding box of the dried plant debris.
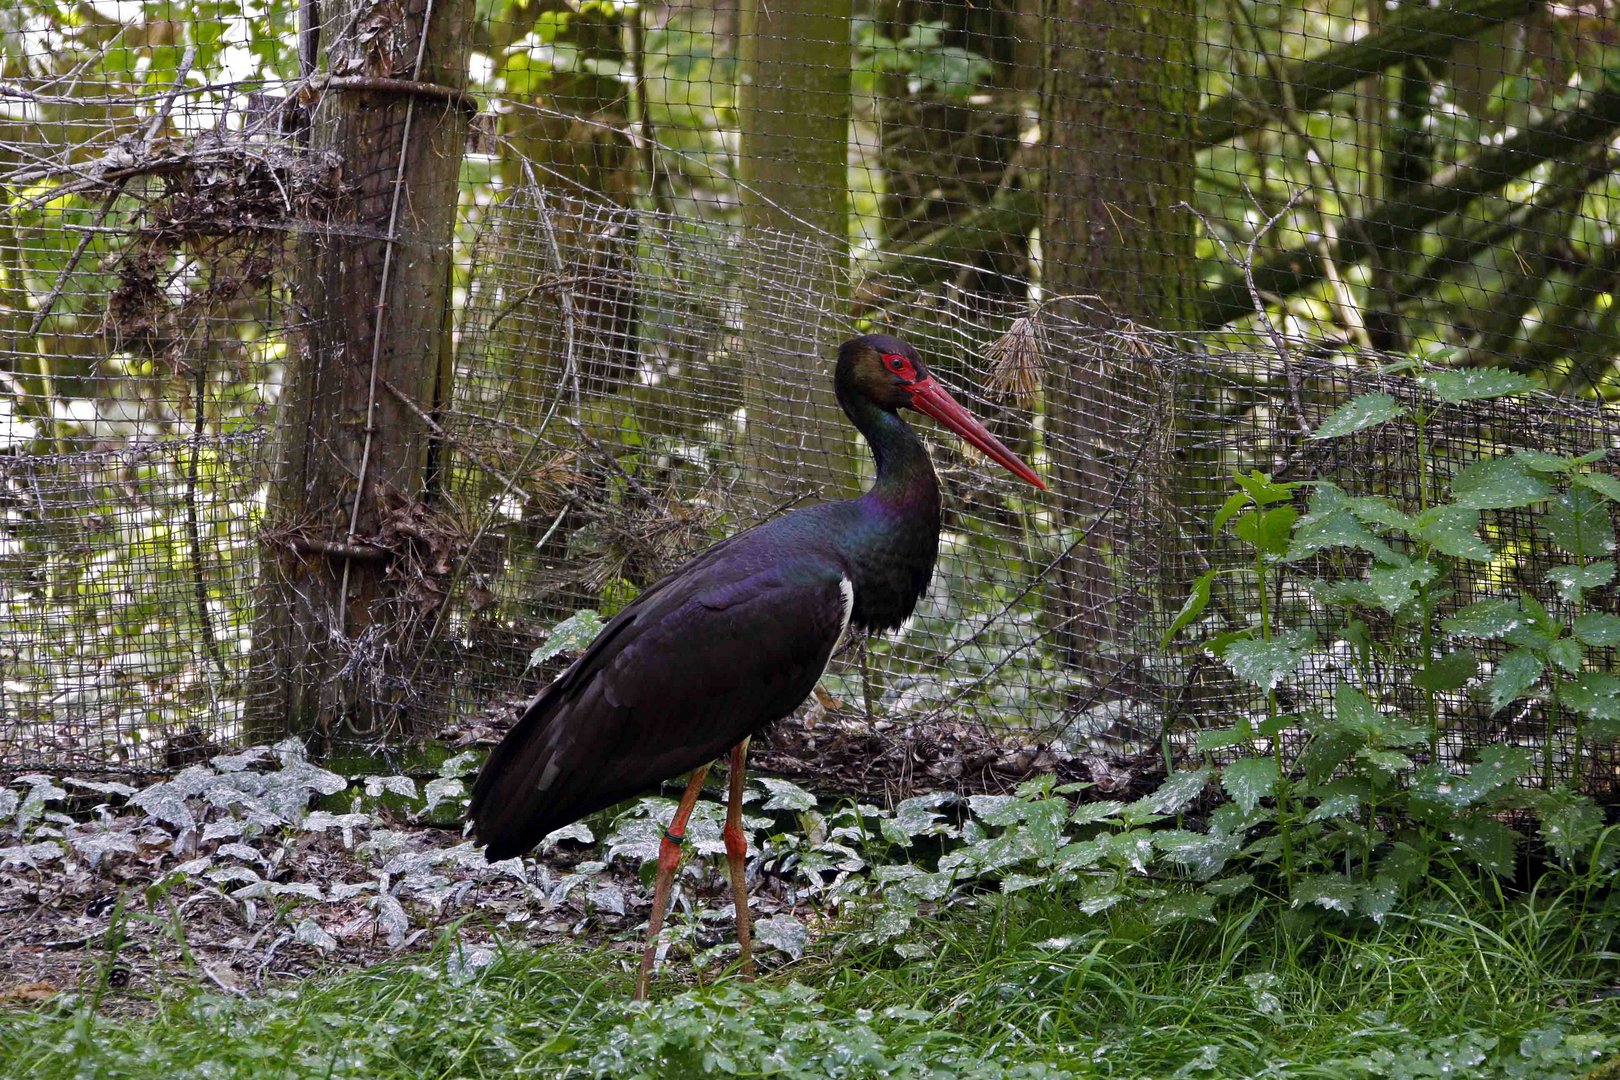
[985,316,1044,405]
[102,130,340,354]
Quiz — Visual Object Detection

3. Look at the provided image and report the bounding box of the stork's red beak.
[907,377,1046,491]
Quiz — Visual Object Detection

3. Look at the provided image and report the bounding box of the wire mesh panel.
[1,0,1617,786]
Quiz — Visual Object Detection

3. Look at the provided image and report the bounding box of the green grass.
[4,879,1617,1079]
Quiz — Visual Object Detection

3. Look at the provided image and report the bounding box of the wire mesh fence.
[1,0,1617,789]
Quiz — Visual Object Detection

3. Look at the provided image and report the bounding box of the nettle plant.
[1163,365,1620,914]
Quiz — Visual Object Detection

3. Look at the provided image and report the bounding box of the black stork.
[468,334,1044,997]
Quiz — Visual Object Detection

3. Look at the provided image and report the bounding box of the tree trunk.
[1041,0,1197,672]
[737,0,858,508]
[252,0,472,750]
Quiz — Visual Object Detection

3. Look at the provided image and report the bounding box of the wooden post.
[252,0,472,749]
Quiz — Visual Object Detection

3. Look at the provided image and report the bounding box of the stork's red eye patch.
[883,353,918,381]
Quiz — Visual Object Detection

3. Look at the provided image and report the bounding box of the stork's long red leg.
[724,739,755,981]
[636,765,710,1000]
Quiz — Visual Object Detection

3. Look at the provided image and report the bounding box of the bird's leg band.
[655,766,709,877]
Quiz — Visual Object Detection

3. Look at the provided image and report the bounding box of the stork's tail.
[467,685,568,861]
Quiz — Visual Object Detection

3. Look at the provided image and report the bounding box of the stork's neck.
[844,394,940,514]
[833,394,942,632]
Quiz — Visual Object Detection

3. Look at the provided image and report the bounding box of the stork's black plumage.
[467,334,1043,995]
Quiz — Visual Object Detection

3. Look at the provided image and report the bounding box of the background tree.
[737,0,859,503]
[1040,0,1200,666]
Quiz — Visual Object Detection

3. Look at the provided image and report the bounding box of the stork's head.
[836,334,1045,490]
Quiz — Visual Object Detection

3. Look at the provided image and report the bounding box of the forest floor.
[0,735,1616,1077]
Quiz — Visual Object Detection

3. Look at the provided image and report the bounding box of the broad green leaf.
[1194,724,1251,753]
[1518,590,1555,635]
[1299,722,1360,784]
[1161,569,1216,647]
[1547,638,1584,674]
[1221,630,1315,690]
[1202,873,1255,898]
[753,915,808,959]
[1311,578,1383,610]
[1155,830,1242,879]
[1293,873,1360,914]
[1365,561,1440,614]
[1343,495,1418,532]
[1069,800,1126,826]
[756,777,817,812]
[1573,470,1620,503]
[1450,457,1552,510]
[1256,714,1298,740]
[1335,684,1425,746]
[1205,629,1254,659]
[1053,838,1106,871]
[1356,748,1415,780]
[1138,767,1213,816]
[1209,802,1255,834]
[1102,830,1157,871]
[1359,875,1401,922]
[1535,787,1603,864]
[967,794,1023,827]
[1077,887,1127,916]
[880,794,956,845]
[1212,491,1249,535]
[1416,367,1537,402]
[529,609,605,667]
[1408,765,1464,816]
[1488,649,1543,713]
[1513,449,1607,472]
[1412,504,1494,562]
[1453,745,1535,805]
[1222,757,1279,815]
[1413,649,1477,693]
[1442,599,1527,639]
[1545,560,1615,602]
[1287,506,1397,562]
[1302,789,1361,823]
[1562,672,1620,726]
[1544,487,1616,557]
[1231,471,1299,506]
[1309,392,1405,440]
[1144,893,1218,925]
[1573,612,1620,647]
[1379,841,1429,886]
[1449,818,1517,875]
[1233,505,1298,557]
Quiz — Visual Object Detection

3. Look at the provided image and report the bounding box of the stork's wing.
[468,552,849,860]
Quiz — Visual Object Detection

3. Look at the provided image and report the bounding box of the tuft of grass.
[3,878,1616,1079]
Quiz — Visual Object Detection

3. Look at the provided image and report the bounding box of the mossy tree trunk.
[252,0,472,749]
